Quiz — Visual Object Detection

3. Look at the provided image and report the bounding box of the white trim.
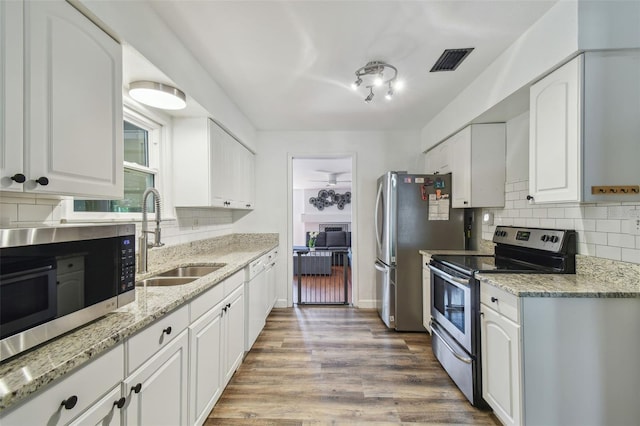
[287,152,358,308]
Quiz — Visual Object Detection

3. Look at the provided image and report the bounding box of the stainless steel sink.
[136,277,197,287]
[156,264,226,278]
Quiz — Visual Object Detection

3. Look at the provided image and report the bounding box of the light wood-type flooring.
[206,307,500,425]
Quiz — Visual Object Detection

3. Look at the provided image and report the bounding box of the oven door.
[429,264,472,353]
[0,258,57,340]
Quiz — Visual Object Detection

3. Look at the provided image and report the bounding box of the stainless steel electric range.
[428,226,577,407]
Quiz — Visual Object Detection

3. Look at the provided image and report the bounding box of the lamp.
[351,61,400,102]
[128,81,186,110]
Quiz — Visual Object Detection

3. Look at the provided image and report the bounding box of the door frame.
[286,153,358,307]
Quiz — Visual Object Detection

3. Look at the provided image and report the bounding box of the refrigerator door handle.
[374,182,383,255]
[374,260,388,272]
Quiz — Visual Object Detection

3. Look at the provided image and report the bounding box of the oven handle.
[430,321,472,364]
[428,265,470,287]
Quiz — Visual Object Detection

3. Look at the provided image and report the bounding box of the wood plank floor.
[206,307,500,425]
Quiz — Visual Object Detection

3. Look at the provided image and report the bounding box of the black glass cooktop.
[432,254,544,275]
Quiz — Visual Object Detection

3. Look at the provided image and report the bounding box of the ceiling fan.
[310,171,351,187]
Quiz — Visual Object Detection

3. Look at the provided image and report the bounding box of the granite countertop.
[419,243,640,298]
[477,255,640,298]
[0,233,278,412]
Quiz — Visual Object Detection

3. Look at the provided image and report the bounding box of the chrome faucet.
[138,188,164,274]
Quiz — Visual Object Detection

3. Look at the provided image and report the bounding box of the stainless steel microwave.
[0,224,136,361]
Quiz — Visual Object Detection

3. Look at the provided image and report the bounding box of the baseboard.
[356,299,377,309]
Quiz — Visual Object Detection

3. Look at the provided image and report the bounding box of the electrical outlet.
[629,218,640,236]
[192,218,199,230]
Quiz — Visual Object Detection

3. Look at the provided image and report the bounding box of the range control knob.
[500,231,507,237]
[541,235,550,242]
[550,235,559,243]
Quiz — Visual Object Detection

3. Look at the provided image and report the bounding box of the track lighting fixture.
[364,87,374,103]
[351,60,401,103]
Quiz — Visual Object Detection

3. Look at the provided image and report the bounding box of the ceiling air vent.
[430,48,474,72]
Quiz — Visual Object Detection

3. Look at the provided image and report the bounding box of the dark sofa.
[306,231,351,266]
[306,231,351,250]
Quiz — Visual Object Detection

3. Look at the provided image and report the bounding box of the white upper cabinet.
[529,55,582,204]
[424,141,451,175]
[529,51,640,203]
[173,118,255,209]
[0,1,23,192]
[1,0,123,198]
[449,124,506,208]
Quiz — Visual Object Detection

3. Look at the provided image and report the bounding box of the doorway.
[290,156,355,305]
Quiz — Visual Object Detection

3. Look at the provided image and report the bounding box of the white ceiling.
[147,0,557,131]
[292,157,352,190]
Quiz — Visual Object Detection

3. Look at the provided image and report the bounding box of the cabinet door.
[424,142,451,174]
[223,286,245,386]
[68,385,123,426]
[189,304,224,426]
[246,272,266,352]
[449,128,472,208]
[481,305,521,426]
[421,255,431,333]
[529,55,582,203]
[124,331,188,426]
[208,120,228,207]
[25,0,123,198]
[0,0,23,192]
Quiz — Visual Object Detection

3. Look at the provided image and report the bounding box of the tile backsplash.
[0,194,233,248]
[482,179,640,264]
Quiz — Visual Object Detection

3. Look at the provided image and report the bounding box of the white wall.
[482,114,640,264]
[234,130,421,308]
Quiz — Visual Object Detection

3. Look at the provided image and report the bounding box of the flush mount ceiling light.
[351,61,401,103]
[128,81,187,110]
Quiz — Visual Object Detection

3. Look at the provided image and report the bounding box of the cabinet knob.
[463,201,468,205]
[490,297,498,303]
[10,173,26,183]
[35,176,49,186]
[226,303,231,309]
[162,326,172,336]
[131,383,142,394]
[113,397,126,409]
[526,195,534,201]
[61,395,78,410]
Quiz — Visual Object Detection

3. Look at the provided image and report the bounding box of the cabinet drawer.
[190,281,224,323]
[223,270,244,297]
[0,344,124,426]
[481,282,519,323]
[127,304,189,374]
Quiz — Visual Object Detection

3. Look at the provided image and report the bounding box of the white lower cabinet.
[480,282,640,426]
[421,254,431,334]
[123,330,189,426]
[189,303,224,426]
[0,344,124,426]
[68,385,124,426]
[223,286,245,387]
[481,302,521,426]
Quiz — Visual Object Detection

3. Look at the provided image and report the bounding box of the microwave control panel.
[120,236,136,293]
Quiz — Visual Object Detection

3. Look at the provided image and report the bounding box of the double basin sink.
[136,264,226,287]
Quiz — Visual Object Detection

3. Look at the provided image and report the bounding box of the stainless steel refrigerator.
[375,172,468,331]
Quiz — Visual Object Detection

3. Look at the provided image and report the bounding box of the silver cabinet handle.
[430,321,472,364]
[374,261,388,273]
[428,265,470,286]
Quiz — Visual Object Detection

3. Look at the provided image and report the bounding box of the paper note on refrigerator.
[428,198,450,221]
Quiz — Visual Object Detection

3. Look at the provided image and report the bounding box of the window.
[73,108,161,215]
